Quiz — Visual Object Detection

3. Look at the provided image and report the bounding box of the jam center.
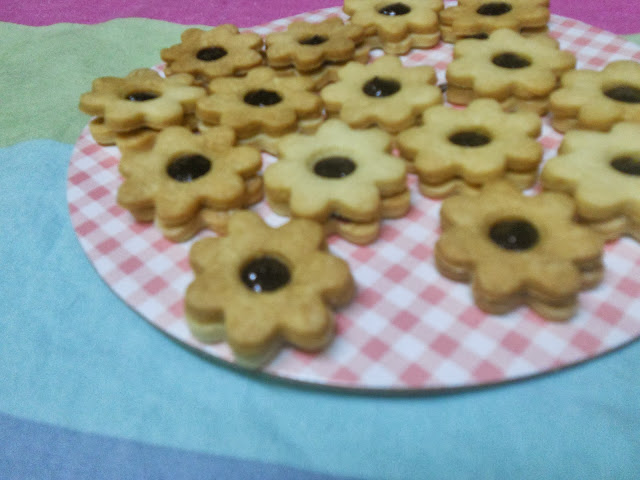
[196,46,228,61]
[610,155,640,176]
[299,34,329,45]
[241,256,291,293]
[476,2,513,16]
[362,77,401,97]
[465,32,489,40]
[603,85,640,103]
[489,220,539,251]
[449,130,492,147]
[126,91,158,102]
[378,3,411,15]
[313,156,357,178]
[243,89,283,107]
[492,52,531,69]
[166,154,211,182]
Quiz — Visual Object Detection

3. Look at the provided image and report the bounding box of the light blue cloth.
[1,140,640,479]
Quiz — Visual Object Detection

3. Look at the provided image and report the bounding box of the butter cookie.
[320,54,442,133]
[435,181,604,321]
[541,123,640,241]
[185,211,355,367]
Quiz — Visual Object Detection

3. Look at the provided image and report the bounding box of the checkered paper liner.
[68,8,640,391]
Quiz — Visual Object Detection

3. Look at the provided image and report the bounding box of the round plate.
[67,7,640,391]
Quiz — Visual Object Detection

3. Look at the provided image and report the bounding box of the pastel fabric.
[1,1,640,479]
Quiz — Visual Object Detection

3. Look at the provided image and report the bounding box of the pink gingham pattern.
[67,8,640,391]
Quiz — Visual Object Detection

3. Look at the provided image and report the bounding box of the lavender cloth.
[1,0,639,34]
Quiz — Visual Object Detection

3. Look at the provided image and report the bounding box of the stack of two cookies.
[116,126,263,242]
[263,119,410,245]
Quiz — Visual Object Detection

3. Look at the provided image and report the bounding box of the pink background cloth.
[1,0,639,34]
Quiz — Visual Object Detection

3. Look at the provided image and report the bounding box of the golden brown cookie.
[265,17,370,90]
[160,25,264,86]
[397,98,542,197]
[320,54,442,133]
[78,69,206,134]
[439,0,549,43]
[343,0,443,55]
[265,17,368,71]
[541,123,640,241]
[446,29,576,115]
[116,125,262,241]
[196,66,323,154]
[549,60,640,133]
[435,180,604,321]
[185,210,355,367]
[263,119,409,244]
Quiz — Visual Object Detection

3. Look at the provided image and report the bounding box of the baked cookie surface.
[435,181,604,321]
[446,29,575,114]
[550,60,640,132]
[397,98,542,197]
[541,122,640,241]
[185,211,355,367]
[320,54,442,133]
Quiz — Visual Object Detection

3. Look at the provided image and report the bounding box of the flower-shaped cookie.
[397,98,542,197]
[79,69,206,132]
[196,66,323,143]
[435,181,604,321]
[541,123,640,241]
[264,118,407,220]
[549,60,640,132]
[185,211,355,367]
[265,17,367,72]
[160,25,263,84]
[439,0,549,43]
[264,119,408,243]
[320,54,442,133]
[446,29,575,114]
[117,125,262,240]
[343,0,443,54]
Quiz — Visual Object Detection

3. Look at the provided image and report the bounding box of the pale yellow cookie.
[541,123,640,241]
[446,29,575,115]
[397,98,542,197]
[549,60,640,133]
[263,119,408,244]
[320,54,442,133]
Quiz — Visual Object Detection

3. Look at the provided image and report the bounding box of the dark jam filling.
[449,130,492,147]
[299,34,329,45]
[489,220,539,251]
[196,46,228,61]
[166,154,211,182]
[476,2,513,16]
[378,2,411,16]
[243,89,283,107]
[362,77,401,97]
[610,156,640,176]
[464,32,489,40]
[126,91,159,102]
[492,52,531,69]
[241,256,291,293]
[313,156,357,178]
[603,85,640,103]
